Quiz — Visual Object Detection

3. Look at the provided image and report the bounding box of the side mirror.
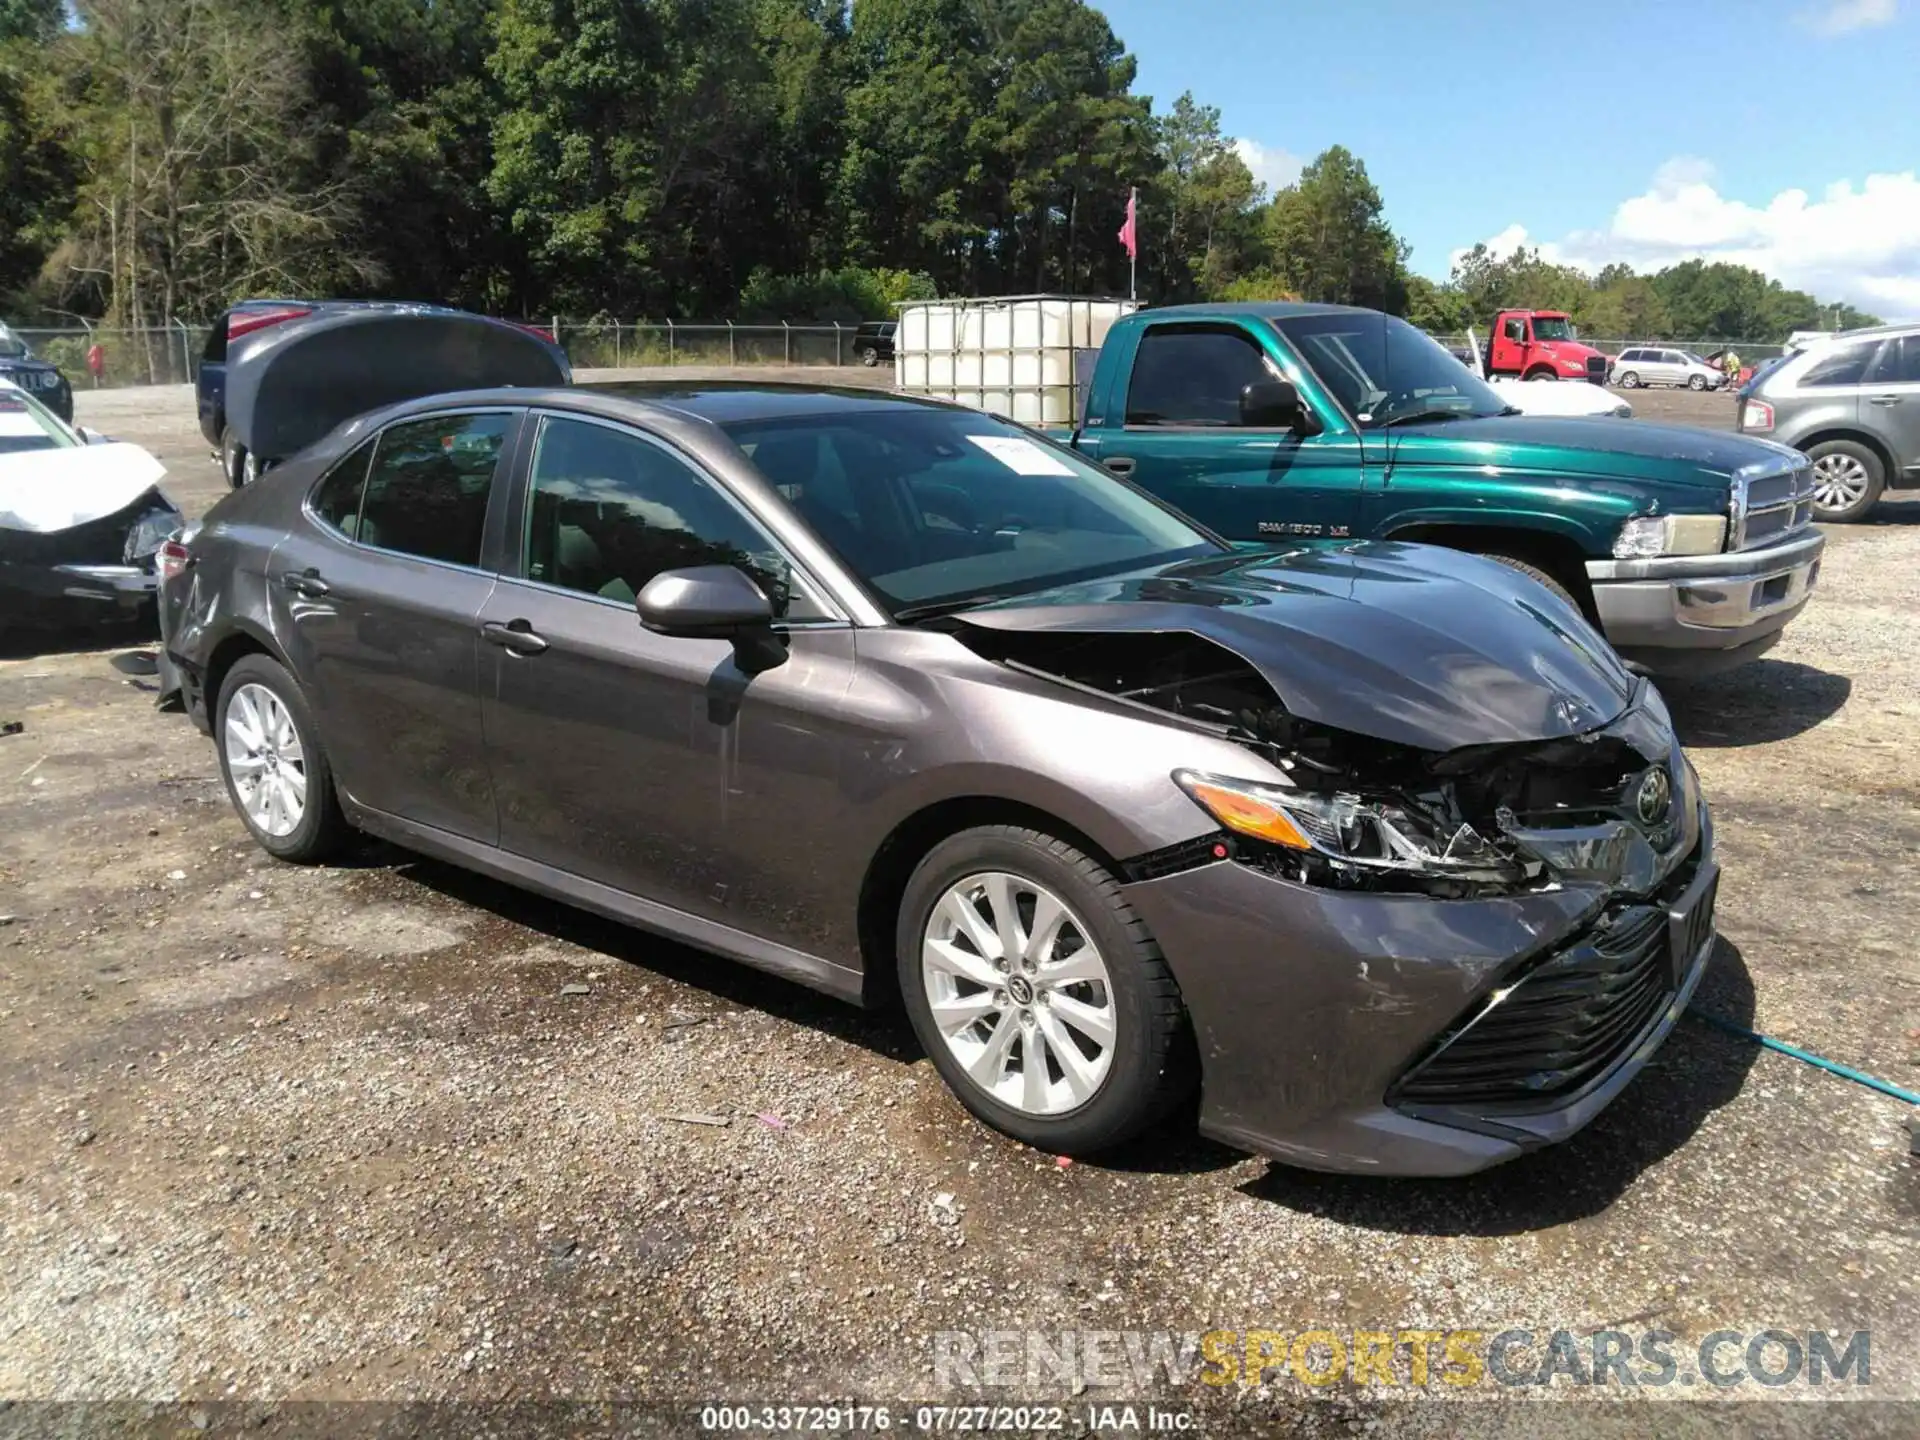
[1239,378,1319,435]
[636,564,785,671]
[78,426,109,445]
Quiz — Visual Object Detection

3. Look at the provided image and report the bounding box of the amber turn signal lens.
[1179,777,1313,851]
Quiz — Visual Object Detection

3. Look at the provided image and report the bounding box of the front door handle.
[281,568,330,598]
[1868,394,1904,406]
[1103,456,1137,476]
[480,619,549,656]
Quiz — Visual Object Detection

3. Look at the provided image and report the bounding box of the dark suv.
[0,322,73,422]
[853,320,896,367]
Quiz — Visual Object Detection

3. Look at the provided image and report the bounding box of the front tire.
[1483,552,1582,612]
[1805,440,1885,523]
[1688,374,1708,391]
[859,346,880,367]
[1617,370,1641,389]
[1524,368,1558,381]
[897,826,1193,1155]
[215,655,349,862]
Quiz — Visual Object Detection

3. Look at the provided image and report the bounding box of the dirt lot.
[1,377,1917,1435]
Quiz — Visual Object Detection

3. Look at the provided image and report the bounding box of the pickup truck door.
[1089,319,1367,542]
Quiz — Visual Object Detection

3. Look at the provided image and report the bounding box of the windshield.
[1531,316,1576,341]
[1683,352,1711,367]
[0,389,79,455]
[724,408,1219,616]
[1273,312,1510,428]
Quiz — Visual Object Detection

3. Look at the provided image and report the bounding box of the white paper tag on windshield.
[966,434,1075,477]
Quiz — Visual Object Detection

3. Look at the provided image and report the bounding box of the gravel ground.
[0,376,1915,1436]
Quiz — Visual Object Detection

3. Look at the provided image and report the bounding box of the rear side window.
[1800,343,1875,388]
[356,412,511,567]
[1126,326,1275,426]
[311,439,375,535]
[1867,334,1920,385]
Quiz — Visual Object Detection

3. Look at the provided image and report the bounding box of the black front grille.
[1393,904,1676,1109]
[1584,355,1609,386]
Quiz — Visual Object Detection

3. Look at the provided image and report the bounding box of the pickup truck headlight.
[1613,513,1727,558]
[1173,770,1525,887]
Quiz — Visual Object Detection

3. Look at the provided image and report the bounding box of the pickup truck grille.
[1734,461,1815,550]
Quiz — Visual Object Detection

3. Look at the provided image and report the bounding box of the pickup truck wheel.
[859,346,880,367]
[1805,441,1885,523]
[1483,553,1580,611]
[219,427,248,490]
[897,826,1195,1156]
[1617,370,1640,388]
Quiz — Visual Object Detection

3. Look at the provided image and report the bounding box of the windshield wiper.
[1372,408,1478,430]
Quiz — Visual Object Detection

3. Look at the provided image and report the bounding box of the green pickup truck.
[1048,302,1824,674]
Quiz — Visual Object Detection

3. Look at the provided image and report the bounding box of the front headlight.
[1173,770,1526,886]
[122,506,180,563]
[1613,513,1728,557]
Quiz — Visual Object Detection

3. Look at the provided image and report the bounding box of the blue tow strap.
[1690,1010,1920,1107]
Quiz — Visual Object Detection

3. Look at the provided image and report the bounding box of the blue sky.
[1098,0,1920,315]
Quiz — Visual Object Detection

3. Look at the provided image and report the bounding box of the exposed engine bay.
[951,626,1694,899]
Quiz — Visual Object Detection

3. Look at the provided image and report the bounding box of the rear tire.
[1482,552,1581,612]
[1616,370,1640,389]
[1805,439,1885,523]
[897,825,1194,1156]
[219,426,248,490]
[215,655,349,863]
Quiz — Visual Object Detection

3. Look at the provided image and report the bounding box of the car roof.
[1831,320,1920,341]
[378,381,966,430]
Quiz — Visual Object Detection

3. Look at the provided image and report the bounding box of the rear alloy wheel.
[898,826,1193,1155]
[1617,370,1641,389]
[216,655,349,862]
[1483,552,1581,612]
[1805,440,1885,523]
[219,426,248,490]
[1688,373,1708,391]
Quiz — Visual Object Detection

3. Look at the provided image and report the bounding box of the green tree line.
[0,0,1877,341]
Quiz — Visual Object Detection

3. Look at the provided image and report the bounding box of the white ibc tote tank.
[894,295,1138,426]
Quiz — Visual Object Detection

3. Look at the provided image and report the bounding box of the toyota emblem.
[1635,766,1673,826]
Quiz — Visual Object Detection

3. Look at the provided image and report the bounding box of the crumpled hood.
[0,442,170,533]
[954,543,1637,752]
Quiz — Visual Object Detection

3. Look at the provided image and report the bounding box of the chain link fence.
[8,320,882,391]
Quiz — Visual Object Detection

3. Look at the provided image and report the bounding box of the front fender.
[1378,501,1624,556]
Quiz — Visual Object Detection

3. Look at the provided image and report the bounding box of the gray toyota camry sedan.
[159,382,1717,1175]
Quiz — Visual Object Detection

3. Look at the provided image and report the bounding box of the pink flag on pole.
[1117,188,1138,261]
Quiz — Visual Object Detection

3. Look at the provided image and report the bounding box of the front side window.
[727,407,1216,617]
[1800,342,1876,388]
[523,416,805,614]
[1531,316,1575,341]
[1274,311,1509,428]
[1125,326,1277,426]
[356,412,510,566]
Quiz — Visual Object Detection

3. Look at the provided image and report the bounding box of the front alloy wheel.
[921,872,1116,1115]
[898,826,1194,1155]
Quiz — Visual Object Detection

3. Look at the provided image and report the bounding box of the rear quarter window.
[1800,343,1876,388]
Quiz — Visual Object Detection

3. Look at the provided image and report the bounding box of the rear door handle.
[1868,394,1904,406]
[1103,456,1136,476]
[281,568,330,598]
[480,619,549,656]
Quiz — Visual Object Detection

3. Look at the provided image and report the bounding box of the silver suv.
[1610,346,1724,391]
[1739,323,1920,521]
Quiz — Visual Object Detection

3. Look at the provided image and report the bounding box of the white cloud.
[1231,138,1302,195]
[1456,160,1920,318]
[1799,0,1897,34]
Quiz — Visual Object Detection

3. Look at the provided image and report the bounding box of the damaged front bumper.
[1585,528,1824,675]
[0,556,158,622]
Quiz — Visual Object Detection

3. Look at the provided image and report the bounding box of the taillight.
[226,305,313,342]
[1740,399,1774,432]
[508,321,555,343]
[156,539,193,582]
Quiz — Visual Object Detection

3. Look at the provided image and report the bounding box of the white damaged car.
[0,378,182,633]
